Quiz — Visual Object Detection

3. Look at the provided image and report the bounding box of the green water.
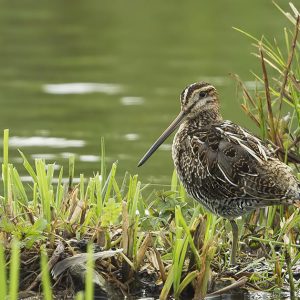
[0,0,292,186]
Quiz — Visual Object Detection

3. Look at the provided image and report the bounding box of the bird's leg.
[229,219,238,265]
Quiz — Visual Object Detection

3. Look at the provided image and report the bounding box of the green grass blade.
[232,27,260,43]
[3,129,9,205]
[36,159,51,222]
[88,178,96,204]
[75,291,84,300]
[130,180,140,219]
[46,164,55,188]
[18,150,38,182]
[100,137,106,182]
[160,265,174,300]
[95,172,102,216]
[9,239,20,300]
[0,243,7,299]
[41,246,53,300]
[55,166,64,207]
[68,155,75,191]
[177,270,198,297]
[113,178,122,202]
[176,206,201,269]
[178,237,189,280]
[104,162,117,203]
[85,243,94,300]
[11,167,28,205]
[33,182,38,209]
[80,173,85,200]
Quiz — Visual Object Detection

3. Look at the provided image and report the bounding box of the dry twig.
[207,276,248,296]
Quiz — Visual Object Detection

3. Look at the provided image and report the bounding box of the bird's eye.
[199,91,207,98]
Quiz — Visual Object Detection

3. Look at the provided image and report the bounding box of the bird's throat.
[187,108,223,128]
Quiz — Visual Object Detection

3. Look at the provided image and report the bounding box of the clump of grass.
[232,2,300,297]
[0,128,226,299]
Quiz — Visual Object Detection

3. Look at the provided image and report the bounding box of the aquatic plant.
[232,2,300,298]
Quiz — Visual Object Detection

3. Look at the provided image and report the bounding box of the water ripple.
[79,155,99,162]
[120,96,144,106]
[42,82,123,95]
[9,136,85,148]
[124,133,139,141]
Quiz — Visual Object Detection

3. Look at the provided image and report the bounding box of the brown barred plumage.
[173,119,300,218]
[138,81,300,264]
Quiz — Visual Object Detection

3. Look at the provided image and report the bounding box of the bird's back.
[172,120,300,218]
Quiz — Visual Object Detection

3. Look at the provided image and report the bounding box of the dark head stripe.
[181,82,211,104]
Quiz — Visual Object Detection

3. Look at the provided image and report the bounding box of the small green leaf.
[101,198,122,227]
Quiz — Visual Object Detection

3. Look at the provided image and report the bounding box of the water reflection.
[20,175,82,184]
[79,154,99,162]
[159,144,172,151]
[61,152,77,159]
[121,96,144,106]
[9,136,85,148]
[31,153,57,159]
[43,82,123,95]
[206,294,246,300]
[116,290,299,300]
[124,133,139,141]
[206,291,300,300]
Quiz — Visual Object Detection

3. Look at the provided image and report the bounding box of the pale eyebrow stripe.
[183,87,189,103]
[190,85,214,98]
[185,82,211,100]
[181,82,215,104]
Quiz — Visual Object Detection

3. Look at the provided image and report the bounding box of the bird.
[137,81,300,265]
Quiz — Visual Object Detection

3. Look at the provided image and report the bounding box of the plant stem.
[285,247,295,300]
[259,43,277,145]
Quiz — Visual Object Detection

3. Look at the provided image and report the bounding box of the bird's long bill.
[137,111,185,167]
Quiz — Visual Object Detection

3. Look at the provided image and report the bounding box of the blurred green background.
[0,0,291,186]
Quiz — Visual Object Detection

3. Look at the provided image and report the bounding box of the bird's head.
[137,82,220,167]
[180,82,219,119]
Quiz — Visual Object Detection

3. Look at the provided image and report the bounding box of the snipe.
[138,81,300,265]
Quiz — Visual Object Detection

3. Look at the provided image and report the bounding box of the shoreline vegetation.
[1,3,300,300]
